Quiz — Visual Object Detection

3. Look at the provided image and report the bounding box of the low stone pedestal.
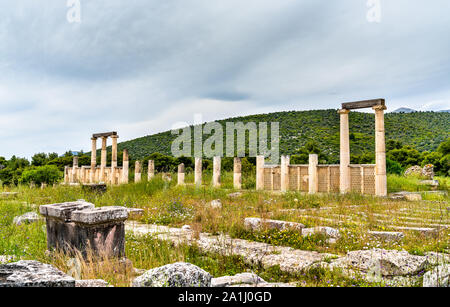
[40,201,128,258]
[82,183,107,194]
[0,260,75,287]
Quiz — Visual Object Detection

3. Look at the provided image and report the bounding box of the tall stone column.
[213,156,221,188]
[110,135,118,185]
[256,156,265,190]
[148,160,155,181]
[90,137,97,183]
[122,149,129,184]
[233,157,242,190]
[373,105,388,197]
[100,137,108,182]
[135,161,142,183]
[194,158,202,187]
[339,109,351,194]
[64,166,69,184]
[280,155,290,192]
[178,164,185,186]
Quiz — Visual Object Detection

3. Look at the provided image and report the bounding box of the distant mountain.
[439,109,450,113]
[392,107,417,113]
[111,110,450,161]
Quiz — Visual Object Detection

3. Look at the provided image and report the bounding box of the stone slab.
[70,206,128,225]
[368,231,405,241]
[244,217,305,232]
[39,201,95,221]
[0,260,75,287]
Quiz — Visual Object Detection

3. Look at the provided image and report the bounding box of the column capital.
[91,137,98,141]
[110,135,119,139]
[372,105,387,111]
[338,109,350,115]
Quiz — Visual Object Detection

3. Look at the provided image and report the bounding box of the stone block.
[244,217,305,232]
[40,201,128,258]
[368,231,404,241]
[0,260,75,287]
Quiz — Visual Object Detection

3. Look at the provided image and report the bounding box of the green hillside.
[116,110,450,162]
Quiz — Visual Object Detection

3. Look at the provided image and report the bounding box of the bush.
[386,158,403,175]
[20,165,62,185]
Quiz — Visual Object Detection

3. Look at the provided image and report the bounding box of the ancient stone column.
[100,137,108,182]
[308,154,319,194]
[373,105,388,197]
[256,156,265,190]
[135,161,142,183]
[233,157,242,190]
[280,155,290,192]
[339,109,351,194]
[122,149,129,184]
[90,137,97,183]
[195,158,202,187]
[213,156,221,188]
[64,166,69,184]
[72,156,79,183]
[178,164,185,186]
[148,160,155,181]
[110,135,118,185]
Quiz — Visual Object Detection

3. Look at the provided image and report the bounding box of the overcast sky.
[1,0,449,159]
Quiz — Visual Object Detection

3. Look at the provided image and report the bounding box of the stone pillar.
[373,105,388,197]
[280,155,290,192]
[110,135,118,185]
[213,156,221,188]
[64,166,69,184]
[100,137,108,182]
[233,157,242,190]
[72,156,79,183]
[135,161,142,183]
[178,164,185,185]
[256,156,265,190]
[148,160,155,181]
[90,137,97,183]
[195,158,202,187]
[339,109,351,194]
[308,154,319,194]
[122,149,129,184]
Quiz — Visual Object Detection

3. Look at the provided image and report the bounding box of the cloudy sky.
[0,0,449,158]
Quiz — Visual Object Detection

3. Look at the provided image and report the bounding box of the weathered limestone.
[122,149,129,184]
[75,279,110,287]
[0,260,75,287]
[90,137,97,183]
[135,161,142,183]
[207,199,222,209]
[132,262,211,287]
[194,157,202,187]
[148,160,155,181]
[13,212,43,226]
[213,156,221,188]
[211,273,266,287]
[280,155,290,192]
[373,105,387,197]
[100,136,107,182]
[39,201,128,257]
[244,217,305,232]
[302,226,340,239]
[177,164,185,186]
[338,109,351,194]
[111,135,118,185]
[423,264,450,287]
[308,154,319,194]
[390,192,422,201]
[256,156,265,190]
[368,231,405,241]
[72,156,79,183]
[233,157,242,190]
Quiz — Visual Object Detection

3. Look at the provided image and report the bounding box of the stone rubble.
[368,231,405,241]
[75,279,110,287]
[208,199,223,209]
[302,226,340,239]
[211,272,266,287]
[423,264,450,287]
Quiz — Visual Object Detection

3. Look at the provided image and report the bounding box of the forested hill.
[115,110,450,161]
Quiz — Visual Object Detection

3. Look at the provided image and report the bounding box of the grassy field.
[0,174,448,287]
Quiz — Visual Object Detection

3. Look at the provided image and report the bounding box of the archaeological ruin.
[64,99,387,197]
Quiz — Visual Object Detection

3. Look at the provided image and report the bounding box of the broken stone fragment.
[423,264,450,287]
[211,272,265,287]
[302,226,340,239]
[132,262,211,287]
[75,279,110,287]
[13,212,43,226]
[244,217,305,232]
[0,260,75,287]
[368,231,404,241]
[207,199,222,209]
